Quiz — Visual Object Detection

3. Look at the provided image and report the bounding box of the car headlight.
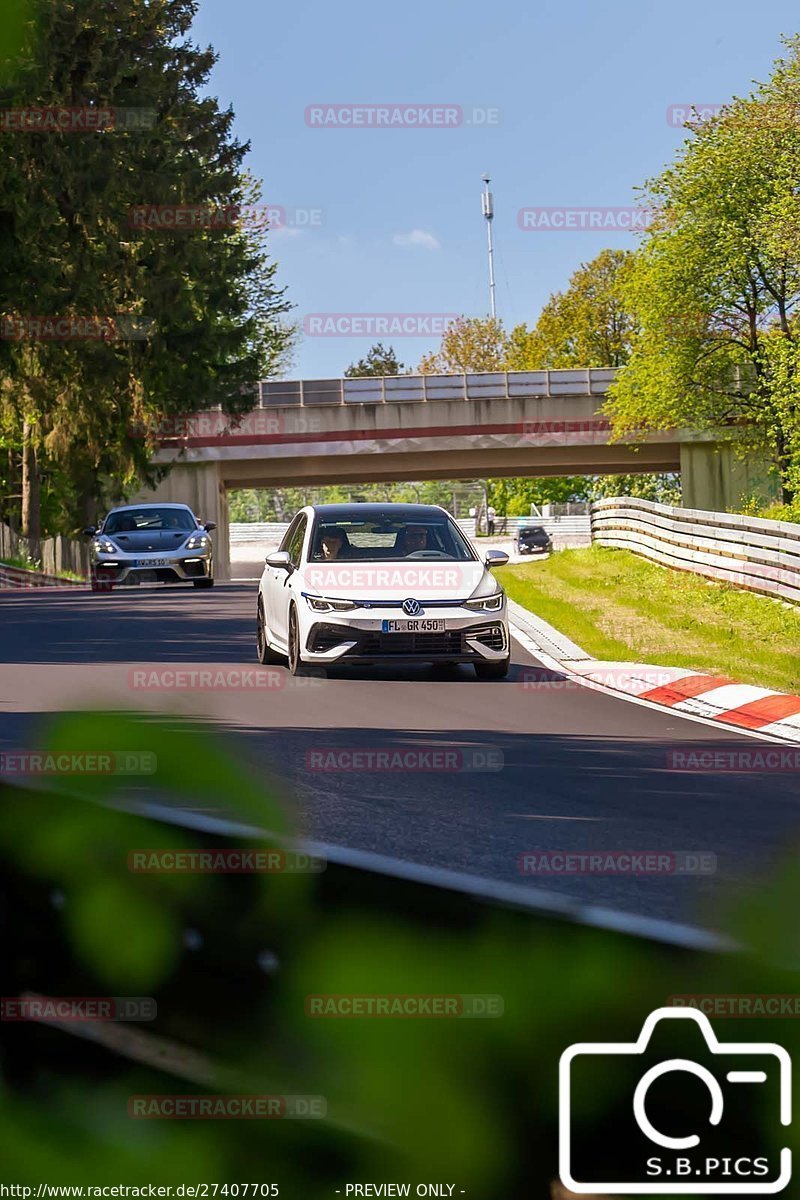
[184,534,209,551]
[464,586,504,612]
[464,592,504,612]
[303,593,357,613]
[94,538,118,554]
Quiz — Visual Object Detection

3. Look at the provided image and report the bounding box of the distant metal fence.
[258,368,617,408]
[488,515,590,538]
[591,497,800,604]
[229,522,290,544]
[229,515,591,546]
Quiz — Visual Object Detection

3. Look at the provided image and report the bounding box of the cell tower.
[481,174,497,320]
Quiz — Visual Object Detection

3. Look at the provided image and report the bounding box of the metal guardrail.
[591,497,800,604]
[258,368,618,408]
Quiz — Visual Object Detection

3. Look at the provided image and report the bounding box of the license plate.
[136,558,169,567]
[381,619,446,633]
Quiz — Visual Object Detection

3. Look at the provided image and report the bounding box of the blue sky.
[190,0,799,379]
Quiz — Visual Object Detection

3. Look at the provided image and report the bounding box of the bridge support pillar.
[679,442,778,513]
[129,462,230,581]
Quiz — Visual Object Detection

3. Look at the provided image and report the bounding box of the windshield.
[519,526,546,536]
[104,507,196,533]
[309,515,476,562]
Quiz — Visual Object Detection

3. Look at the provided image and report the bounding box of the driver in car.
[319,528,345,560]
[403,525,429,554]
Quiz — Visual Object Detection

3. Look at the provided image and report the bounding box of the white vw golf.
[256,504,511,679]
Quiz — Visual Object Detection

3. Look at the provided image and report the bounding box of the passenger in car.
[319,528,345,560]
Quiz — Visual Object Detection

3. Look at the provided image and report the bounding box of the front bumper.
[92,553,212,585]
[302,604,509,664]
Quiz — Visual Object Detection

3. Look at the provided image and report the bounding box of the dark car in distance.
[516,525,553,555]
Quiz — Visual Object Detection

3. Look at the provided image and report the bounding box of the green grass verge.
[496,545,800,694]
[1,554,41,571]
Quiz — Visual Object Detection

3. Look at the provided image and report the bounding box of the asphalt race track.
[1,579,798,932]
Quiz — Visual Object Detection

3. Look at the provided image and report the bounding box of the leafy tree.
[587,472,682,504]
[605,37,800,503]
[417,316,508,374]
[229,480,468,520]
[487,477,590,516]
[344,343,404,377]
[506,250,636,370]
[0,0,291,538]
[486,472,681,515]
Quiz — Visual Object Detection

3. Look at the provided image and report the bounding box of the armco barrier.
[591,497,800,604]
[0,561,86,589]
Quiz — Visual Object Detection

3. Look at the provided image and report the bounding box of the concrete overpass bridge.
[134,368,773,579]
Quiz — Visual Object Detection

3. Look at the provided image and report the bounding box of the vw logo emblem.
[402,597,421,616]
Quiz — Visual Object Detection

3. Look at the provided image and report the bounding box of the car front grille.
[308,622,506,658]
[358,630,466,656]
[181,559,207,578]
[308,624,355,653]
[471,624,506,651]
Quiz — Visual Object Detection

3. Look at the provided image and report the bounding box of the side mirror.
[266,550,293,572]
[204,521,217,532]
[83,526,97,538]
[485,549,509,568]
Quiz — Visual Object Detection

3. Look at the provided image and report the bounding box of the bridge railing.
[591,497,800,605]
[259,368,617,407]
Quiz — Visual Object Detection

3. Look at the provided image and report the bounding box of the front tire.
[287,605,303,675]
[193,577,214,589]
[257,597,283,665]
[474,658,510,680]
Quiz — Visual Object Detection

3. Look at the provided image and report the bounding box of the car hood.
[299,558,491,602]
[108,530,194,552]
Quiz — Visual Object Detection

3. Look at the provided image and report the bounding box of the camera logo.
[559,1007,791,1194]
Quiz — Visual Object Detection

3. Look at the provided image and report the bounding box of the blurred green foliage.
[0,0,32,82]
[1,711,800,1197]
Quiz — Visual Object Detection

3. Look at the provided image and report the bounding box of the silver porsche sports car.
[84,503,216,591]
